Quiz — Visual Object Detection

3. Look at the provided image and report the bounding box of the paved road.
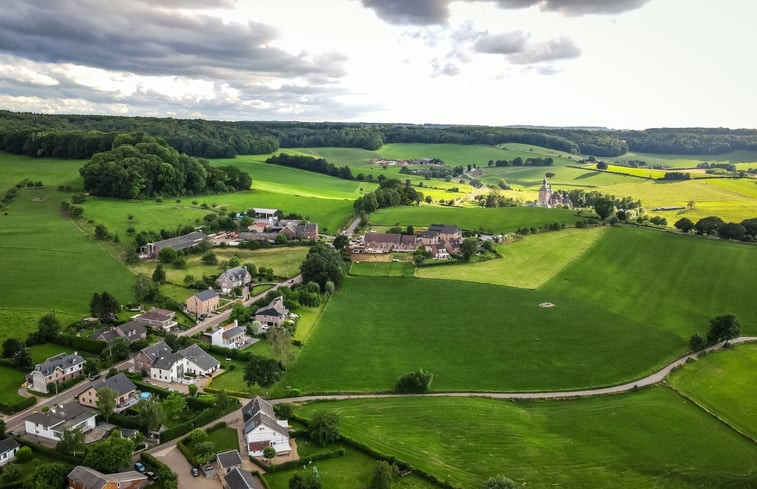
[342,217,361,237]
[272,337,757,404]
[180,275,303,337]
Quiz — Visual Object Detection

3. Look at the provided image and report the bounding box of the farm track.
[273,337,757,404]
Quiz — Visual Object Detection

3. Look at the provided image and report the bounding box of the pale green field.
[671,343,757,439]
[607,149,757,168]
[416,227,606,288]
[594,164,666,179]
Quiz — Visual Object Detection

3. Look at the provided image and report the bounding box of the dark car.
[191,467,200,477]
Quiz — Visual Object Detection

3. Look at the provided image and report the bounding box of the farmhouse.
[252,208,279,220]
[254,296,289,328]
[242,396,290,456]
[91,320,147,344]
[216,266,252,294]
[132,308,177,331]
[429,244,450,260]
[280,221,319,241]
[140,231,208,258]
[364,232,419,253]
[186,289,220,315]
[0,439,19,466]
[203,321,249,349]
[26,352,86,394]
[428,224,463,241]
[78,373,138,412]
[223,467,265,489]
[24,402,96,441]
[67,465,148,489]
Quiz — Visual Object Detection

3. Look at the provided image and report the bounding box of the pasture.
[415,227,606,288]
[0,151,84,189]
[670,343,757,439]
[296,389,757,489]
[606,149,757,168]
[370,205,587,233]
[350,261,415,277]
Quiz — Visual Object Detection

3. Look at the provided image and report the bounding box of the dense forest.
[79,134,251,198]
[1,111,757,160]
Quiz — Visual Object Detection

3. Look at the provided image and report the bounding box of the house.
[26,352,86,394]
[133,341,173,374]
[254,296,289,328]
[203,322,249,349]
[242,397,290,456]
[396,234,418,252]
[140,231,208,258]
[67,465,148,489]
[178,344,220,377]
[364,232,401,253]
[216,449,243,475]
[78,373,138,412]
[132,308,177,331]
[428,224,462,241]
[216,267,252,294]
[280,221,318,241]
[238,232,279,243]
[223,467,265,489]
[90,321,147,344]
[90,327,121,343]
[150,351,184,383]
[0,438,19,466]
[186,290,220,315]
[24,402,96,441]
[418,230,440,246]
[429,244,450,260]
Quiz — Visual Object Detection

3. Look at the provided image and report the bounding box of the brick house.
[254,296,289,328]
[216,266,252,295]
[26,352,86,394]
[186,289,220,315]
[67,466,148,489]
[78,373,138,412]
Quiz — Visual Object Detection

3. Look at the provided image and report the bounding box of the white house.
[140,342,219,383]
[24,402,96,441]
[178,344,220,377]
[149,352,184,383]
[0,439,19,466]
[242,397,290,456]
[254,297,289,328]
[203,321,249,350]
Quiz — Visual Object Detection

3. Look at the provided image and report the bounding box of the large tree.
[593,197,615,220]
[96,386,118,422]
[1,338,23,358]
[707,315,741,345]
[694,216,724,236]
[56,427,86,457]
[243,355,282,387]
[674,217,694,233]
[300,243,345,290]
[309,410,340,446]
[25,462,69,489]
[36,313,61,342]
[460,238,479,262]
[162,392,187,419]
[369,461,400,489]
[89,291,119,320]
[136,398,165,432]
[269,326,294,368]
[84,431,135,473]
[333,235,349,251]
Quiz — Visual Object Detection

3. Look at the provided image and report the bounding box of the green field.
[27,343,74,364]
[607,149,757,169]
[0,365,29,404]
[370,206,587,233]
[0,187,136,344]
[671,343,757,439]
[296,389,757,489]
[350,261,415,277]
[0,152,85,189]
[416,227,606,288]
[205,426,240,453]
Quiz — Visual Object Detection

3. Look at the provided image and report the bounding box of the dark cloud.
[0,0,345,79]
[508,36,581,63]
[474,31,528,54]
[361,0,652,25]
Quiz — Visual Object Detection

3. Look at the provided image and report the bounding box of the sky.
[0,0,755,129]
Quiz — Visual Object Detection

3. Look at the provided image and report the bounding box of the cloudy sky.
[0,0,754,128]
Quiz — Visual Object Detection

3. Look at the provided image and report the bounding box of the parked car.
[134,462,146,473]
[191,467,200,477]
[199,314,208,321]
[146,471,158,481]
[89,374,101,381]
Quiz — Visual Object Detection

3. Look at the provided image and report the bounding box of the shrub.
[395,369,433,393]
[15,446,32,463]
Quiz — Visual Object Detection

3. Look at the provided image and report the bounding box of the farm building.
[140,231,208,258]
[363,232,418,253]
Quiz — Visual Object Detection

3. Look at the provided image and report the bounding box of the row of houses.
[355,224,463,257]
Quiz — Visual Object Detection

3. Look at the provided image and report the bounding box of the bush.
[55,334,107,355]
[14,446,32,463]
[395,369,433,393]
[141,452,178,489]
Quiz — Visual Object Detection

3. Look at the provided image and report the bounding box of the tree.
[188,383,198,397]
[263,446,276,464]
[216,389,233,410]
[228,255,241,268]
[229,303,251,323]
[718,222,747,241]
[84,431,135,473]
[694,216,724,235]
[57,427,86,457]
[158,246,178,264]
[689,333,706,352]
[593,197,615,220]
[202,252,218,265]
[674,217,694,233]
[15,445,32,463]
[369,461,400,489]
[162,392,187,419]
[25,462,68,489]
[742,218,757,239]
[333,234,349,251]
[596,161,608,170]
[1,464,21,483]
[483,474,519,489]
[133,274,159,302]
[188,428,208,444]
[0,418,5,438]
[12,348,32,369]
[90,291,119,320]
[152,264,167,283]
[269,326,294,368]
[243,355,282,387]
[275,403,293,420]
[94,223,110,240]
[300,243,345,290]
[395,369,434,393]
[37,313,61,342]
[96,386,118,422]
[309,410,340,446]
[137,398,165,432]
[289,474,322,489]
[1,338,23,358]
[707,315,741,345]
[460,238,478,262]
[193,441,217,464]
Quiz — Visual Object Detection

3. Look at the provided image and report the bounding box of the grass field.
[263,445,437,489]
[670,343,757,439]
[370,206,587,233]
[0,151,85,189]
[0,365,29,403]
[350,261,415,277]
[607,149,757,168]
[295,388,757,489]
[0,187,136,345]
[206,426,240,453]
[27,343,73,363]
[416,227,606,288]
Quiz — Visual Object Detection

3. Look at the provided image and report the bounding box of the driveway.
[152,444,221,489]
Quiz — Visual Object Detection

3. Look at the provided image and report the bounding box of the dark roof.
[26,402,94,428]
[429,224,461,235]
[239,232,279,241]
[222,326,246,339]
[136,308,174,322]
[90,327,120,343]
[92,372,136,396]
[243,411,289,437]
[0,438,19,454]
[115,321,147,342]
[153,231,208,251]
[67,466,147,489]
[139,341,172,362]
[216,267,251,285]
[242,396,275,422]
[37,352,86,376]
[400,234,417,244]
[255,297,287,318]
[365,232,400,244]
[224,468,263,489]
[152,352,181,370]
[195,289,219,301]
[178,344,220,371]
[216,449,243,469]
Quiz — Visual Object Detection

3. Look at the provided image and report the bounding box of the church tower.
[538,177,551,207]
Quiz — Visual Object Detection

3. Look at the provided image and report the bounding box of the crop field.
[606,149,757,168]
[349,261,415,277]
[0,187,136,344]
[416,227,606,288]
[592,164,667,179]
[670,343,757,439]
[370,205,587,233]
[296,389,757,489]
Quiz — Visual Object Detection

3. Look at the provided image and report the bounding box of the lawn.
[670,343,757,439]
[0,187,136,345]
[370,206,587,234]
[416,226,606,288]
[0,151,85,189]
[350,261,415,277]
[263,445,437,489]
[0,365,29,403]
[296,388,757,489]
[206,426,240,453]
[27,343,73,364]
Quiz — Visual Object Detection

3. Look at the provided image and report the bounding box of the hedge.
[13,436,83,466]
[159,400,239,443]
[202,386,251,398]
[54,334,107,355]
[197,342,253,361]
[176,438,199,466]
[248,448,345,473]
[140,452,178,488]
[109,413,142,430]
[0,480,26,489]
[0,395,36,414]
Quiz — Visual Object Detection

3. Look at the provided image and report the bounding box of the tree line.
[674,216,757,241]
[266,152,353,180]
[353,179,424,213]
[487,157,554,167]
